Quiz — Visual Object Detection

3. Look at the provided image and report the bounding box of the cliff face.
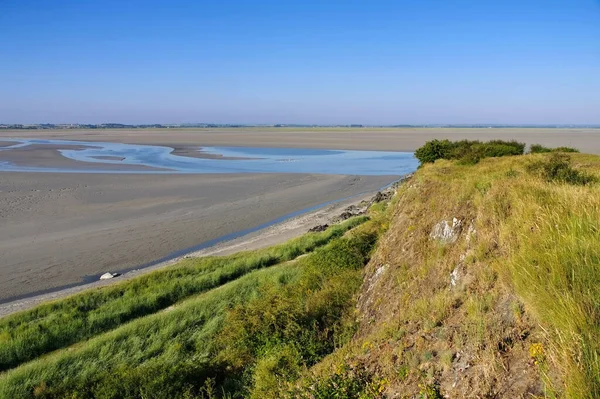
[355,165,543,398]
[307,153,600,398]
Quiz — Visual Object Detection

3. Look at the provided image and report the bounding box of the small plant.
[284,363,385,399]
[529,343,545,365]
[396,364,410,380]
[418,382,443,399]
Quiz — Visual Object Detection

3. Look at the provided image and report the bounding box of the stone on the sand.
[99,272,119,280]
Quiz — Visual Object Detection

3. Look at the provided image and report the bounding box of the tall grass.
[490,178,600,397]
[526,152,597,185]
[0,264,299,399]
[0,222,378,399]
[0,216,367,372]
[418,153,600,396]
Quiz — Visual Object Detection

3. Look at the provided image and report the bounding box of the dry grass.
[292,152,600,398]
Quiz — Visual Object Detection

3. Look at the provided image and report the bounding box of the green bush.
[553,146,579,153]
[530,144,552,153]
[530,144,579,154]
[415,139,525,165]
[527,153,597,186]
[414,139,454,164]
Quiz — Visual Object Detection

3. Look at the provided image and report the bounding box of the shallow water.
[0,139,418,176]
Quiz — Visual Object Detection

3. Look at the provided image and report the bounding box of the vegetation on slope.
[0,216,367,372]
[283,148,600,398]
[0,213,384,398]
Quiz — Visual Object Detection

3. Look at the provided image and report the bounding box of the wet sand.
[1,127,599,153]
[171,146,258,160]
[0,171,395,302]
[0,144,162,171]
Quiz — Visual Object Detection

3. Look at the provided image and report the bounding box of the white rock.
[100,272,117,280]
[450,266,461,287]
[430,218,463,244]
[366,264,388,293]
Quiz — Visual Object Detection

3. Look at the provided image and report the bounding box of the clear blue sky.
[1,0,599,125]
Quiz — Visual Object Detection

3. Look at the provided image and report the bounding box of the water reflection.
[0,139,418,176]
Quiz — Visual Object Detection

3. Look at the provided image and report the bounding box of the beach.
[0,171,394,303]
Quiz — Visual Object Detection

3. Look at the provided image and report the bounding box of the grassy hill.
[0,146,599,398]
[290,149,600,398]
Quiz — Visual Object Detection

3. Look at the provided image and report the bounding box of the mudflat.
[0,172,394,302]
[1,127,599,153]
[0,144,161,171]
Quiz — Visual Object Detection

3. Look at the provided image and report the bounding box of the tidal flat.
[0,133,411,301]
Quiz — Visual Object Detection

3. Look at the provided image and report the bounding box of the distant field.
[1,127,599,153]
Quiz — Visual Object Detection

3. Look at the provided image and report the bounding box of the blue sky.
[1,0,599,124]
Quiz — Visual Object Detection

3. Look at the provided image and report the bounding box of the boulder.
[308,224,329,233]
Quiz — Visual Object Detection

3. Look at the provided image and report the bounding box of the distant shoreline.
[2,125,600,130]
[2,127,599,153]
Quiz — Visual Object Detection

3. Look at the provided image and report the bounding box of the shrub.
[415,139,525,165]
[527,153,597,185]
[530,144,552,153]
[414,139,454,164]
[553,146,579,153]
[530,144,579,154]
